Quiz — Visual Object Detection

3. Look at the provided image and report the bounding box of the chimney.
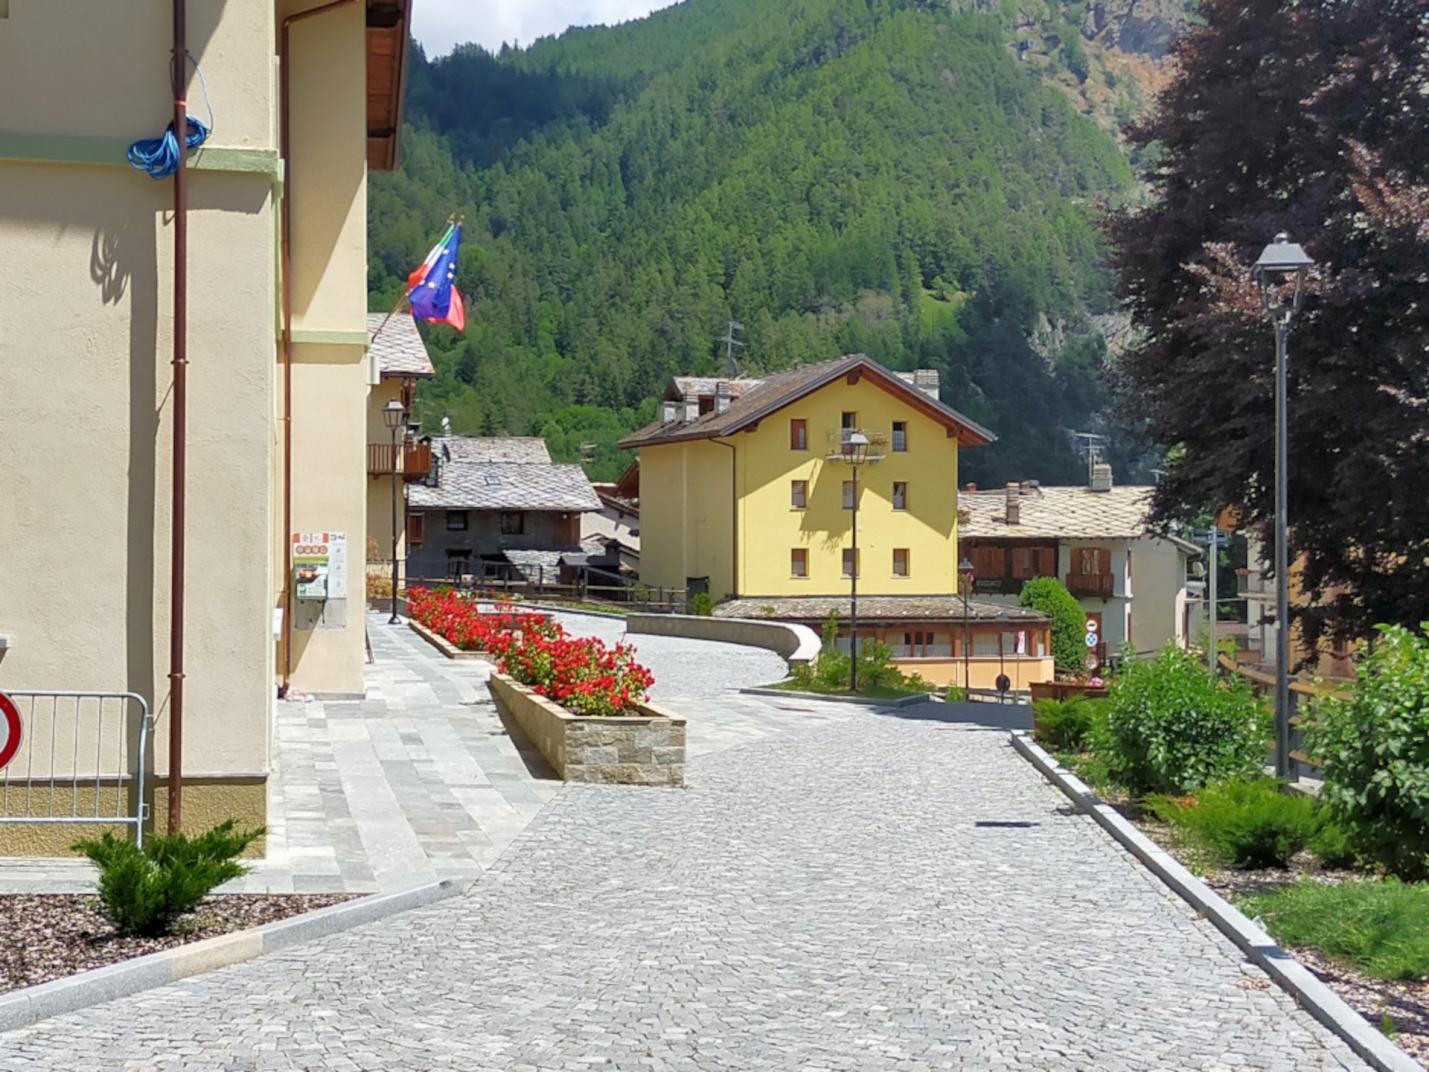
[1090,462,1114,493]
[683,393,699,423]
[714,380,732,414]
[1005,482,1021,526]
[912,369,940,400]
[662,400,677,423]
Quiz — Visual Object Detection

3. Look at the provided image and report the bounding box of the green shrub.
[1032,697,1100,752]
[1239,879,1429,981]
[1019,578,1086,675]
[74,820,264,938]
[944,685,967,703]
[1147,780,1319,869]
[1097,644,1268,794]
[1309,820,1360,870]
[1306,623,1429,881]
[690,592,714,616]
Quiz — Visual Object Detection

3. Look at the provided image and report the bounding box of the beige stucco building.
[0,1,412,850]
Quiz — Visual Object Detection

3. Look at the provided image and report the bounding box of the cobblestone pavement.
[0,612,806,895]
[0,703,1368,1070]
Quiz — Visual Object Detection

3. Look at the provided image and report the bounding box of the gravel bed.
[0,894,352,994]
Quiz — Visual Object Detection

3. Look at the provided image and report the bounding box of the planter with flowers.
[1029,673,1108,704]
[479,612,683,787]
[406,587,551,663]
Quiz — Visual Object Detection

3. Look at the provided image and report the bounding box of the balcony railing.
[1237,569,1271,599]
[368,441,432,480]
[824,428,889,461]
[1066,571,1114,598]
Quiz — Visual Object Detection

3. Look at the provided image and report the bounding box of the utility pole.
[1206,526,1218,676]
[717,319,745,379]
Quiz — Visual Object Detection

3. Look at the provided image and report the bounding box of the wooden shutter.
[406,511,424,548]
[1098,549,1112,576]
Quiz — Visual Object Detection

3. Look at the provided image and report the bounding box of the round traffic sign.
[1085,654,1100,671]
[1085,618,1099,633]
[1085,631,1099,648]
[0,692,21,771]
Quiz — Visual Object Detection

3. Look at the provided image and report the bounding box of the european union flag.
[406,222,466,332]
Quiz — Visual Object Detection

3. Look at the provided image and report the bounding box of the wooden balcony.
[1065,571,1114,598]
[368,441,432,480]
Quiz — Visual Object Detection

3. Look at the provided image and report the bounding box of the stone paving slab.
[0,703,1370,1070]
[0,610,816,895]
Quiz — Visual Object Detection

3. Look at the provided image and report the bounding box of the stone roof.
[619,354,995,450]
[713,595,1049,624]
[960,484,1173,542]
[367,313,435,379]
[668,376,763,399]
[409,437,600,512]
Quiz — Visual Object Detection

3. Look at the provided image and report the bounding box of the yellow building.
[619,355,1054,689]
[0,1,413,849]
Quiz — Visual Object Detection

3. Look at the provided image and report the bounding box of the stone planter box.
[407,620,498,663]
[487,673,685,787]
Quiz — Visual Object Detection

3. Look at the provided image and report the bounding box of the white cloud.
[412,0,679,58]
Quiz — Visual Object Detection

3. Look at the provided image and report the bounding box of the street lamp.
[383,398,408,624]
[959,558,975,695]
[842,431,871,691]
[1252,232,1314,780]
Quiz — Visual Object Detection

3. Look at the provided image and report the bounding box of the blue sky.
[412,1,679,57]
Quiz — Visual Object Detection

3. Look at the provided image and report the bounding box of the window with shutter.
[406,512,424,548]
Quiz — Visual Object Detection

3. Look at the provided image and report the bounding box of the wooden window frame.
[841,548,859,578]
[406,511,425,548]
[892,481,908,511]
[790,548,809,578]
[893,548,910,577]
[789,419,808,451]
[791,480,808,509]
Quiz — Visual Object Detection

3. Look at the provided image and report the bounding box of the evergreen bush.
[1147,780,1319,869]
[1097,644,1267,794]
[1019,577,1087,675]
[73,820,264,938]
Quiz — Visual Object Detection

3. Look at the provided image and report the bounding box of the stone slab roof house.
[959,468,1202,663]
[405,437,601,583]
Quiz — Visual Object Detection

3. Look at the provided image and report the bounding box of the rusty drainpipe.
[278,0,360,696]
[167,0,190,834]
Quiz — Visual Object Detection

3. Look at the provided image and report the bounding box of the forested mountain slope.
[369,0,1184,482]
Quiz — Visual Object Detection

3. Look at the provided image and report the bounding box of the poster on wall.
[292,532,347,602]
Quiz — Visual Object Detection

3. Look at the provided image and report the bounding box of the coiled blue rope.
[127,54,215,180]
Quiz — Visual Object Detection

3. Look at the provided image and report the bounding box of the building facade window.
[791,480,808,509]
[841,548,859,578]
[790,419,808,450]
[790,548,808,577]
[892,481,908,510]
[500,511,525,535]
[406,511,425,548]
[841,411,857,430]
[893,548,909,577]
[892,421,907,451]
[446,510,468,531]
[842,480,854,510]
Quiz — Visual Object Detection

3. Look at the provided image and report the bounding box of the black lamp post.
[842,430,870,691]
[959,557,975,695]
[1251,232,1314,780]
[383,398,408,624]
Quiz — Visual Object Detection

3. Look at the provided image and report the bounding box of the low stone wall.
[487,673,685,787]
[407,620,497,663]
[626,614,820,666]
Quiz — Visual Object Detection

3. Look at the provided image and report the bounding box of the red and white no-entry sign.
[0,692,22,771]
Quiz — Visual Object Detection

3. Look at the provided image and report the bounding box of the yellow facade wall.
[639,375,960,601]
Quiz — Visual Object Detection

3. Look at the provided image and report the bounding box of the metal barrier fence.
[1216,655,1342,782]
[0,691,152,847]
[405,562,691,615]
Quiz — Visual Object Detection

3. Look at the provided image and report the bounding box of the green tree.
[1109,0,1429,655]
[1019,577,1086,675]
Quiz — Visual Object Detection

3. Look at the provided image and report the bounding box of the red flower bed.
[407,587,654,717]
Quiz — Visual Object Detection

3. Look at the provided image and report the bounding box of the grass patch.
[1240,879,1429,981]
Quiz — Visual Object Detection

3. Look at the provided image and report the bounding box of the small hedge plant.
[1018,577,1085,675]
[1097,643,1268,795]
[1032,696,1104,753]
[1307,623,1429,880]
[1147,780,1320,869]
[74,820,264,937]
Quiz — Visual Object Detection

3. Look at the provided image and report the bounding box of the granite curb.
[0,877,466,1036]
[738,685,932,708]
[1009,730,1423,1072]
